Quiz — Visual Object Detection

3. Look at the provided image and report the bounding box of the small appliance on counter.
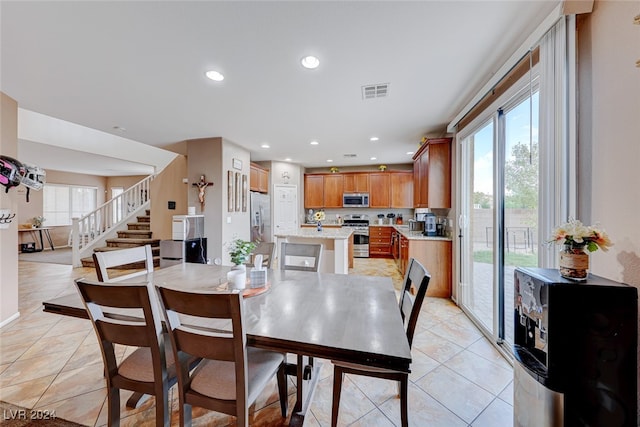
[408,219,424,232]
[422,213,436,236]
[376,214,385,225]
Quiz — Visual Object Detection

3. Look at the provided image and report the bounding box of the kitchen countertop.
[275,227,354,239]
[373,224,453,241]
[300,223,452,241]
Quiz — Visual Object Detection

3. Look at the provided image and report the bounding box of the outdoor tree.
[504,141,538,209]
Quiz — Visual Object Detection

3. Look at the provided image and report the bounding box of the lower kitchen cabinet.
[408,239,452,298]
[369,226,392,258]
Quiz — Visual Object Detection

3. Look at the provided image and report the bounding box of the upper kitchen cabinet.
[323,174,344,208]
[369,173,390,208]
[303,173,344,208]
[250,163,269,193]
[343,173,370,193]
[390,171,413,208]
[413,137,451,208]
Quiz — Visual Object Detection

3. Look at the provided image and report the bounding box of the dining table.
[42,262,412,426]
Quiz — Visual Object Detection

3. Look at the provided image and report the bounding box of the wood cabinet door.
[343,173,370,193]
[369,173,390,208]
[427,139,451,208]
[413,159,421,207]
[324,174,344,208]
[258,168,269,193]
[417,147,429,207]
[390,171,413,208]
[304,175,324,208]
[250,166,259,192]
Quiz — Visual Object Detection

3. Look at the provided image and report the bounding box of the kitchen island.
[274,227,354,274]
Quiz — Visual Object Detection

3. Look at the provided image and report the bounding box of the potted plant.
[32,216,45,228]
[228,238,256,268]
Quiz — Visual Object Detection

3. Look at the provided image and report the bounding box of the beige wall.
[0,92,19,326]
[577,1,640,421]
[150,154,188,240]
[106,175,147,194]
[187,137,251,265]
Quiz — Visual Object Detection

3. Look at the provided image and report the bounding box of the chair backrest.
[74,278,165,385]
[398,258,431,348]
[246,241,275,269]
[155,286,249,409]
[279,242,323,272]
[93,244,154,282]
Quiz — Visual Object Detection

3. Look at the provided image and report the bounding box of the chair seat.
[331,360,403,375]
[118,343,176,383]
[190,347,285,403]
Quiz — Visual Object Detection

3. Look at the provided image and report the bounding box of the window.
[43,185,97,226]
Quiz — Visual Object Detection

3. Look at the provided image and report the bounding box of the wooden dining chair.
[279,242,323,272]
[93,244,154,283]
[246,241,275,268]
[331,257,431,427]
[155,286,288,427]
[74,278,173,427]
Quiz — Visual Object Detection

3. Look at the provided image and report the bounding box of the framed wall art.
[235,172,241,212]
[242,174,248,212]
[232,158,243,170]
[227,170,234,212]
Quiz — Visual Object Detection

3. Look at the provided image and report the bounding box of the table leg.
[289,355,322,427]
[43,229,55,250]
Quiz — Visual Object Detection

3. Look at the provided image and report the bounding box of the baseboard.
[0,311,20,329]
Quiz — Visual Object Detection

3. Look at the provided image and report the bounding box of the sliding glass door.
[459,85,539,347]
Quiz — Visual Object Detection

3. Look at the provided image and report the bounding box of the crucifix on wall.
[192,175,213,209]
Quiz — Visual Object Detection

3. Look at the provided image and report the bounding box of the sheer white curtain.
[538,16,575,268]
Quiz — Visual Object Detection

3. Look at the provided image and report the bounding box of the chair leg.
[107,387,120,427]
[277,363,288,417]
[331,366,344,427]
[181,403,192,427]
[155,382,169,427]
[399,375,409,427]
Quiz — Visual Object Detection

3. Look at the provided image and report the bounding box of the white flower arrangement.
[548,218,613,252]
[314,211,325,222]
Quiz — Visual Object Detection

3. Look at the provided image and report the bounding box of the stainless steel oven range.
[343,214,369,258]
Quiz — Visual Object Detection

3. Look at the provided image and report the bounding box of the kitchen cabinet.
[413,138,451,208]
[399,234,409,275]
[408,239,452,297]
[369,226,392,258]
[323,174,344,208]
[369,173,390,208]
[343,173,370,193]
[390,171,413,208]
[304,175,324,208]
[250,163,269,193]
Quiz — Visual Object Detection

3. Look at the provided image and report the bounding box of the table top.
[18,227,52,231]
[274,227,354,240]
[43,263,411,372]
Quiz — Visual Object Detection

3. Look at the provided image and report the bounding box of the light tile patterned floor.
[0,259,514,426]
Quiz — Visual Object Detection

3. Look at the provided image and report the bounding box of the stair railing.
[71,175,152,266]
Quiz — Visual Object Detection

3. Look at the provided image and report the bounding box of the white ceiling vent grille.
[362,83,389,100]
[343,154,357,158]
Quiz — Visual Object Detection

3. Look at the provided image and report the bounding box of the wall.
[105,175,146,193]
[577,1,640,421]
[187,137,251,265]
[150,154,187,240]
[0,92,19,327]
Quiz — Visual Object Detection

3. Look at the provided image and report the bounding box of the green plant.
[32,216,45,228]
[228,238,256,265]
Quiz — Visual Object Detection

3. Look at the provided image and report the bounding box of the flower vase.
[228,264,247,289]
[317,221,322,232]
[559,244,589,281]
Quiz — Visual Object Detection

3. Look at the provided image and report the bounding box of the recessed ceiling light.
[301,55,320,69]
[285,158,292,162]
[310,140,319,145]
[370,157,377,160]
[326,159,333,163]
[370,137,379,142]
[261,144,270,149]
[406,151,414,155]
[205,70,224,81]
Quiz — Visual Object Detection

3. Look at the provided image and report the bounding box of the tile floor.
[1,259,515,426]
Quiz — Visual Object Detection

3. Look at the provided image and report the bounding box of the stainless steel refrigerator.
[250,191,271,242]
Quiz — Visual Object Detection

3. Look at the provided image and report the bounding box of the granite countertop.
[393,225,453,241]
[275,227,354,239]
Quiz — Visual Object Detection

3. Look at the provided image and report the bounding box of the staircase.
[80,209,161,269]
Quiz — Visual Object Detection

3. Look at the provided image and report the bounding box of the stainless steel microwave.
[343,193,369,208]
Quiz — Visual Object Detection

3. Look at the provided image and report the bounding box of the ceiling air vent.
[343,154,357,158]
[362,83,389,100]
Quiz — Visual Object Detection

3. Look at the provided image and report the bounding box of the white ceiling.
[1,1,559,175]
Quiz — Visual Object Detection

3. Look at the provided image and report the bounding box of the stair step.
[117,230,153,239]
[93,246,160,255]
[137,215,150,223]
[81,255,161,269]
[106,238,161,248]
[127,222,151,230]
